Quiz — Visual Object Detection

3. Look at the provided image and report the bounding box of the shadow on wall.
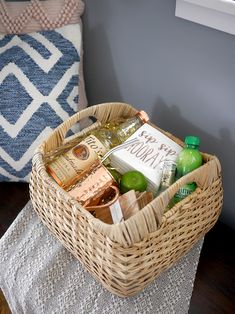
[83,23,122,105]
[151,98,235,229]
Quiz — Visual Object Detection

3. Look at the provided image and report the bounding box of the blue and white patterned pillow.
[0,24,87,181]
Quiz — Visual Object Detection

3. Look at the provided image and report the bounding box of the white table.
[0,201,203,314]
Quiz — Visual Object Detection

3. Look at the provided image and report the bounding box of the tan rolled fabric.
[0,0,84,34]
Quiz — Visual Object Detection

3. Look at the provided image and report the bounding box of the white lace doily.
[0,201,203,314]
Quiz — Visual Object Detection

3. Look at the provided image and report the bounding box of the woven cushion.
[0,0,87,182]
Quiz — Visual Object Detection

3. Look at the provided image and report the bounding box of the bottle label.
[174,183,196,201]
[48,135,108,187]
[159,160,176,191]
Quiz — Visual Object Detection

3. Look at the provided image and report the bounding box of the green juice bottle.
[173,136,203,204]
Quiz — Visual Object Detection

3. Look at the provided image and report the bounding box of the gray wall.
[83,0,235,230]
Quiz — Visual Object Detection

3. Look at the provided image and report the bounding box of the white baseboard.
[175,0,235,36]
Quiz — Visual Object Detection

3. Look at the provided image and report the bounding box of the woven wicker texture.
[30,102,223,297]
[0,0,83,34]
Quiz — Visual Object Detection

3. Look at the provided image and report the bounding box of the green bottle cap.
[185,136,200,146]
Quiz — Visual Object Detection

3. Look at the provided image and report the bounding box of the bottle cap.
[185,136,200,146]
[136,110,149,123]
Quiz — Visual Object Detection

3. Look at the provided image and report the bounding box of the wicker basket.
[30,102,223,297]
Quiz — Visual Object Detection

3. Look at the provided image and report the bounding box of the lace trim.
[0,0,84,34]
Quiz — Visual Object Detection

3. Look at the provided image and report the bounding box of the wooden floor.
[0,291,10,314]
[0,182,234,314]
[189,221,235,314]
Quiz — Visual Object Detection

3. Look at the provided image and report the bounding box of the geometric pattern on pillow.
[0,25,82,181]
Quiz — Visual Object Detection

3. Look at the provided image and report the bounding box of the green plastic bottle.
[173,136,203,203]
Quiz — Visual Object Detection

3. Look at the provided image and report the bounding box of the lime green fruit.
[120,170,148,194]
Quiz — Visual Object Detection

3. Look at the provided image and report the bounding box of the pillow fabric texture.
[0,0,87,181]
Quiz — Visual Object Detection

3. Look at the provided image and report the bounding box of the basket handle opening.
[158,156,221,210]
[63,115,100,143]
[43,102,136,154]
